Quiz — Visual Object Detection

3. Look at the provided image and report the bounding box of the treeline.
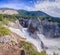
[0,14,60,23]
[0,14,17,22]
[16,14,60,23]
[0,14,18,26]
[41,17,60,23]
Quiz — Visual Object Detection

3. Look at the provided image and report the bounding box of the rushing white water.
[9,27,42,51]
[9,27,60,55]
[37,33,60,55]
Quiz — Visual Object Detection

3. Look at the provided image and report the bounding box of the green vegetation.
[3,14,17,22]
[0,21,3,27]
[2,18,9,25]
[0,14,3,21]
[0,11,60,24]
[23,42,58,55]
[0,9,60,55]
[0,14,9,25]
[0,14,17,24]
[0,14,10,37]
[23,42,46,55]
[43,17,60,23]
[15,14,60,23]
[0,27,10,36]
[18,10,49,17]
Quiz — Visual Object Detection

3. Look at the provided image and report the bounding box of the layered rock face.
[0,32,26,55]
[0,10,18,15]
[40,19,60,38]
[19,18,60,38]
[19,18,40,39]
[19,18,29,28]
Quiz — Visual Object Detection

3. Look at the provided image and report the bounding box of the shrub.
[23,42,46,55]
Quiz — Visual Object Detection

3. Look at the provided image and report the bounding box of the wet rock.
[41,41,45,49]
[28,23,37,34]
[19,18,29,28]
[19,18,60,38]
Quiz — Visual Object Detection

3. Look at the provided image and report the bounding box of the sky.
[0,0,60,17]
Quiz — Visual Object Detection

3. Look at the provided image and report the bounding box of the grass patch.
[0,27,10,36]
[23,42,46,55]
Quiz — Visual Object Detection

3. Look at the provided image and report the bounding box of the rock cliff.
[19,18,60,38]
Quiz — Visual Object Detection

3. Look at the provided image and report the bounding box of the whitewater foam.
[9,27,60,55]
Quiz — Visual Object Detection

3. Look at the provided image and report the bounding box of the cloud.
[0,2,33,11]
[31,0,60,17]
[0,0,34,10]
[0,0,60,17]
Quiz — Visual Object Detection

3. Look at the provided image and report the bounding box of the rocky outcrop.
[8,21,23,29]
[19,18,60,38]
[0,10,18,15]
[19,18,29,28]
[28,23,37,34]
[40,19,60,38]
[0,32,26,55]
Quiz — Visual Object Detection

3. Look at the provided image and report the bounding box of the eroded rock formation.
[0,32,26,55]
[19,18,60,38]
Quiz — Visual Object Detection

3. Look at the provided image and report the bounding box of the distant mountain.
[18,10,50,17]
[0,8,50,17]
[0,8,60,18]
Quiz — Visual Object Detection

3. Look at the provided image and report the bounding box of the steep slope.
[0,8,60,55]
[18,18,60,55]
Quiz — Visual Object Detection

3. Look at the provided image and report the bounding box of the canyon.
[18,18,60,55]
[0,8,60,55]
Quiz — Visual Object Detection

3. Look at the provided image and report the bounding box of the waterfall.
[9,27,60,55]
[8,18,60,55]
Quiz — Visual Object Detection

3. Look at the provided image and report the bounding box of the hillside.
[0,8,59,55]
[0,8,52,17]
[0,8,60,19]
[18,10,50,17]
[0,8,18,15]
[0,13,47,55]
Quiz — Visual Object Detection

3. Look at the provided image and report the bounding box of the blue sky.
[0,0,36,9]
[0,0,55,8]
[0,0,60,17]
